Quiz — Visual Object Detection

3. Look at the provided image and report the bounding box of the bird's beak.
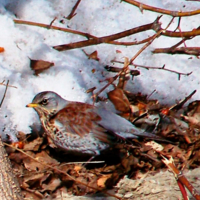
[26,103,38,108]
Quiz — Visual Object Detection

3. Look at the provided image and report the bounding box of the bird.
[26,91,165,156]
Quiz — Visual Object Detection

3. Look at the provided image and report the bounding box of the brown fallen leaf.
[162,144,186,162]
[82,50,100,61]
[23,137,43,151]
[145,141,164,152]
[23,151,59,172]
[30,59,54,75]
[97,174,112,188]
[183,100,200,126]
[23,173,45,187]
[41,177,61,192]
[35,151,59,166]
[16,131,27,141]
[108,88,130,113]
[74,165,82,173]
[9,152,26,163]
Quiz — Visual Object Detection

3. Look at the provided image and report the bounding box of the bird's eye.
[41,98,48,105]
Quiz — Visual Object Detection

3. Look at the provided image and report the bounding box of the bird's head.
[26,91,68,118]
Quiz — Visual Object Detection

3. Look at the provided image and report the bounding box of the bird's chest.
[55,131,109,155]
[41,118,56,138]
[41,118,108,156]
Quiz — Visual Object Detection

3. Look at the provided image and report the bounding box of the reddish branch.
[162,29,200,37]
[13,19,96,39]
[113,60,192,80]
[153,47,200,56]
[14,17,200,51]
[66,0,82,20]
[53,18,160,51]
[122,0,200,17]
[162,156,200,200]
[48,17,57,29]
[52,17,200,51]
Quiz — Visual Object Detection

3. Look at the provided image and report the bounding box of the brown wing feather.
[50,102,113,143]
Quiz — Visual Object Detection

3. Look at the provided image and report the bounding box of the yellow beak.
[26,103,38,108]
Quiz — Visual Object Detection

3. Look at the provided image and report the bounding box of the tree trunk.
[0,137,23,200]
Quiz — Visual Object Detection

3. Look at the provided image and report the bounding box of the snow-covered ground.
[0,0,200,141]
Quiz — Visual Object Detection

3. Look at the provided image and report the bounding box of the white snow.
[0,0,200,140]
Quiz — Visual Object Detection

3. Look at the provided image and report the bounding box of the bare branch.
[153,47,200,56]
[13,19,97,39]
[122,0,200,16]
[0,80,9,108]
[66,0,82,20]
[53,18,159,51]
[113,60,192,80]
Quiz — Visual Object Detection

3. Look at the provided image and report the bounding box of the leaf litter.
[5,65,200,199]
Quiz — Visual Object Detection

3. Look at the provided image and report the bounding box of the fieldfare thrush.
[26,91,163,156]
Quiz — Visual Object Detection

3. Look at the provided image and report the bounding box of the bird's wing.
[49,102,115,144]
[97,107,143,135]
[97,108,171,142]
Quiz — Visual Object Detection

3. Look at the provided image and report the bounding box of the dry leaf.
[183,100,200,126]
[97,175,112,188]
[23,137,43,151]
[41,177,61,192]
[108,88,130,113]
[74,165,82,172]
[9,152,26,163]
[83,50,99,61]
[145,141,164,152]
[23,151,59,171]
[30,59,54,75]
[24,173,45,186]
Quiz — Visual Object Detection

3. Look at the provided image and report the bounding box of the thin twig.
[14,19,97,39]
[108,34,156,46]
[14,18,200,51]
[153,38,190,53]
[48,17,57,29]
[113,60,192,80]
[169,90,196,111]
[66,0,81,20]
[153,25,200,55]
[153,47,200,56]
[174,17,181,32]
[0,80,9,108]
[129,14,172,64]
[0,80,17,88]
[122,0,200,16]
[161,28,200,38]
[63,161,105,164]
[53,18,159,51]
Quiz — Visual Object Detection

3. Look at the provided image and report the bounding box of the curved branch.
[13,19,97,39]
[122,0,200,17]
[53,19,157,51]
